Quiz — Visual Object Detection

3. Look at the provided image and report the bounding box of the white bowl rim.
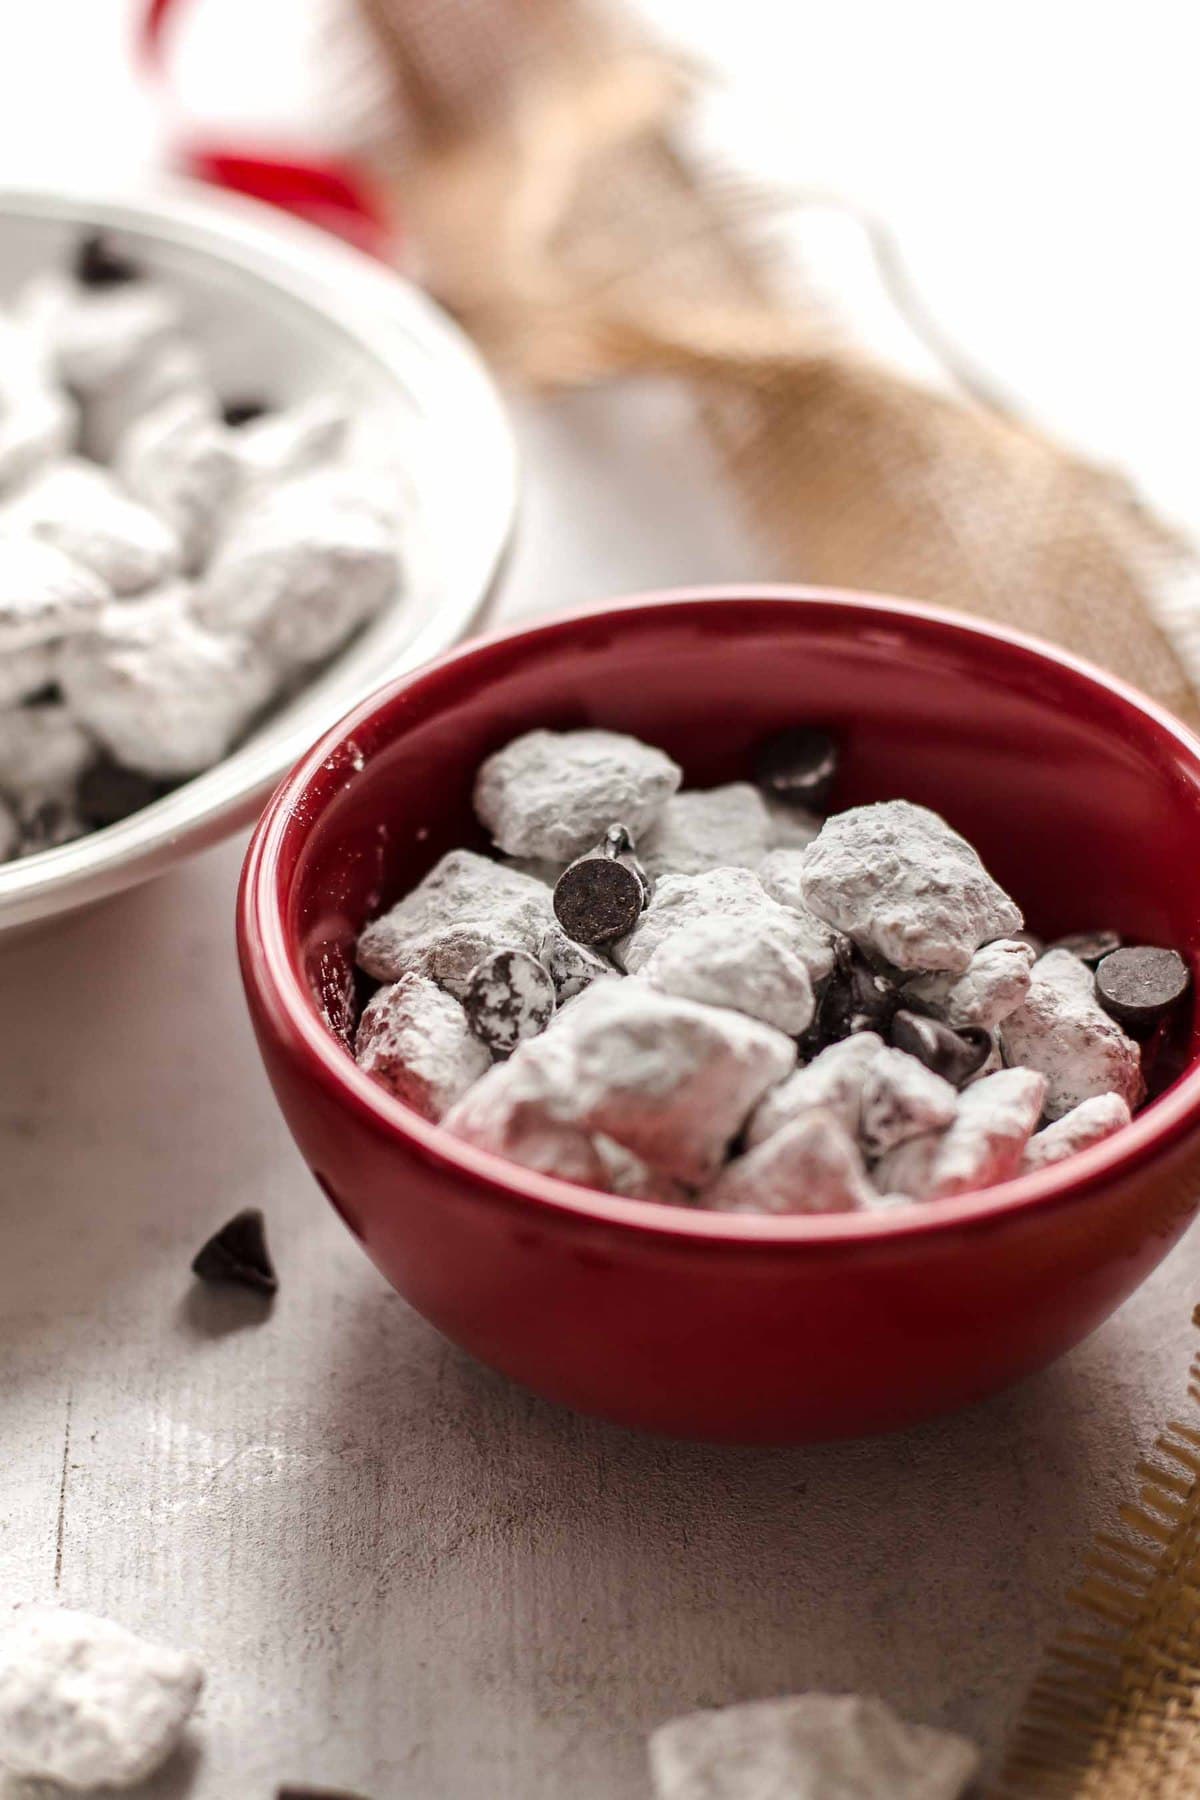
[0,178,518,930]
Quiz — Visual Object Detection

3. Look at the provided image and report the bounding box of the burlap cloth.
[351,2,1200,1789]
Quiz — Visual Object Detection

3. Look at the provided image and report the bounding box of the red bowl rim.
[238,585,1200,1250]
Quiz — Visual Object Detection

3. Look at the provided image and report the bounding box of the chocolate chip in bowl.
[238,591,1200,1440]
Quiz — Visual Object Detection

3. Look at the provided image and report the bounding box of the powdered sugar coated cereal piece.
[648,1691,979,1800]
[904,937,1036,1031]
[0,701,93,810]
[118,395,241,572]
[873,1130,941,1201]
[595,1135,693,1206]
[1022,1091,1132,1172]
[513,978,796,1185]
[442,1045,609,1187]
[878,1066,1046,1200]
[756,845,812,912]
[17,268,182,397]
[703,1110,875,1216]
[536,922,611,1001]
[0,381,77,494]
[859,1046,958,1159]
[195,468,399,668]
[800,800,1023,973]
[639,782,773,879]
[59,593,276,778]
[232,393,350,483]
[0,533,109,653]
[618,866,836,988]
[356,849,554,996]
[354,973,491,1120]
[0,640,57,708]
[746,1032,883,1148]
[85,338,212,467]
[639,908,816,1035]
[1000,948,1144,1120]
[474,728,681,863]
[5,456,180,595]
[0,1603,204,1790]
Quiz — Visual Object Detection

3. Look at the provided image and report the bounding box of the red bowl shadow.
[238,588,1200,1442]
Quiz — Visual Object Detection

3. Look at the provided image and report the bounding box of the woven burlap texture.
[357,0,1200,728]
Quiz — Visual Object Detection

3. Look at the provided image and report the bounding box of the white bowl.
[0,181,517,934]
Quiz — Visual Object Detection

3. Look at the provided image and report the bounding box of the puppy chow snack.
[1022,1091,1132,1172]
[356,849,554,996]
[648,1691,978,1800]
[349,724,1189,1214]
[1000,948,1145,1120]
[3,455,180,594]
[746,1032,883,1147]
[703,1109,876,1215]
[474,727,682,862]
[59,590,277,779]
[0,229,404,864]
[355,973,491,1119]
[800,799,1023,973]
[444,978,794,1188]
[0,1602,203,1790]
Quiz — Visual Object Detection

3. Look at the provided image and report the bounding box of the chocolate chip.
[463,947,556,1055]
[536,923,610,1002]
[1049,928,1122,967]
[221,396,270,428]
[754,727,839,811]
[73,231,141,288]
[889,1010,993,1088]
[276,1789,372,1798]
[191,1209,277,1295]
[78,758,169,828]
[811,940,900,1046]
[554,825,650,944]
[1095,946,1191,1035]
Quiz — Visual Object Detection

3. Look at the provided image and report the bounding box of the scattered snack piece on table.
[0,1603,203,1790]
[647,1692,979,1800]
[191,1208,278,1295]
[0,229,405,865]
[345,724,1191,1215]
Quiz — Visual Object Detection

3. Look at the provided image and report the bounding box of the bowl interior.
[276,593,1200,1128]
[0,184,515,928]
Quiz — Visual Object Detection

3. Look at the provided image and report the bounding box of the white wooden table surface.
[5,6,1200,1797]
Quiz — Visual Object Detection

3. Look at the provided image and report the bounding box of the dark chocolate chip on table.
[1049,928,1122,967]
[73,231,142,288]
[191,1209,277,1295]
[754,727,839,811]
[221,396,270,428]
[553,823,650,945]
[1095,945,1190,1035]
[463,947,556,1055]
[889,1009,993,1088]
[78,758,170,828]
[276,1789,373,1798]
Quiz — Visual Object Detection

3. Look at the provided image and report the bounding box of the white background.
[2,5,1200,1798]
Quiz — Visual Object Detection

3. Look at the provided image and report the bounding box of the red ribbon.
[138,0,396,259]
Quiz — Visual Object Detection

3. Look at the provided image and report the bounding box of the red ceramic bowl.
[238,588,1200,1443]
